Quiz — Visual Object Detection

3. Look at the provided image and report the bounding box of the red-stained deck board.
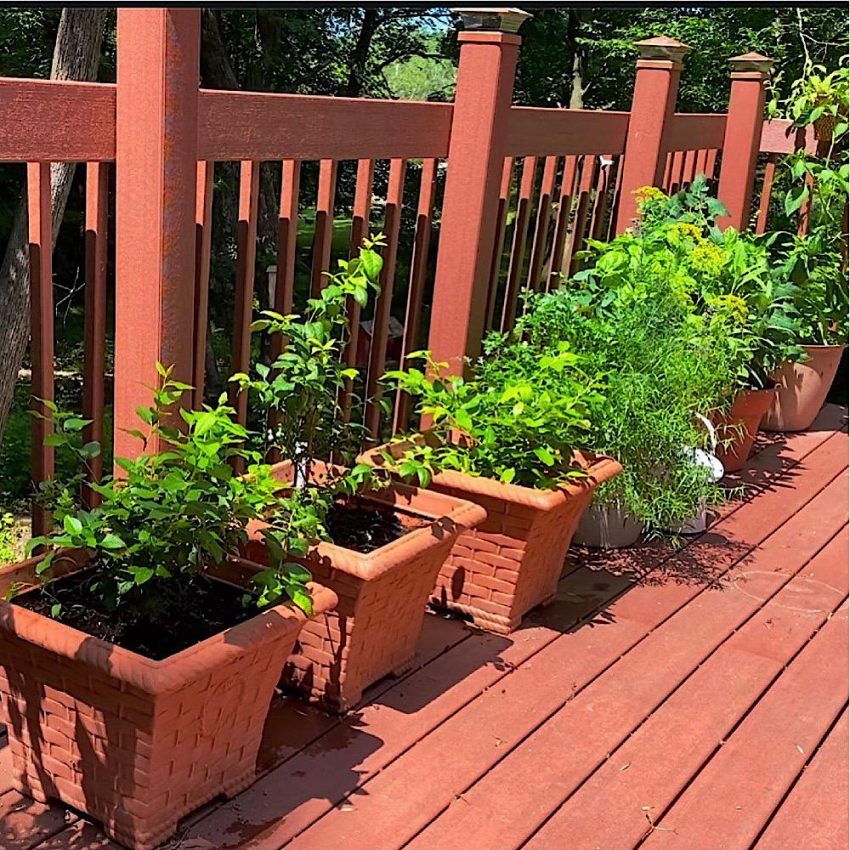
[519,524,848,850]
[25,407,849,850]
[407,480,849,850]
[0,790,74,849]
[754,707,849,850]
[275,432,846,850]
[173,565,635,849]
[642,600,848,850]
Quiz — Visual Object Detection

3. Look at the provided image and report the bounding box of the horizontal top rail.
[505,108,630,156]
[0,77,454,162]
[0,77,116,161]
[198,90,453,161]
[666,113,727,152]
[759,117,817,154]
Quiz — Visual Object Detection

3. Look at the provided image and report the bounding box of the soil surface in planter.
[326,497,426,553]
[13,571,258,660]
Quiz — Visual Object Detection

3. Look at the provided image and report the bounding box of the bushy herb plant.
[381,343,605,489]
[23,366,315,619]
[768,65,848,348]
[578,178,802,392]
[517,260,733,533]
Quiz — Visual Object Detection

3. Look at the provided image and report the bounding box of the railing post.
[716,52,774,231]
[615,36,690,233]
[426,7,529,374]
[114,8,200,461]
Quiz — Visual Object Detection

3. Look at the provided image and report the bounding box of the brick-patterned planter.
[0,550,336,850]
[244,461,485,713]
[713,387,776,472]
[361,443,622,634]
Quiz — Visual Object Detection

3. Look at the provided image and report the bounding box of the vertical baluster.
[28,162,54,536]
[662,151,673,192]
[341,159,375,424]
[311,158,337,297]
[526,156,558,292]
[82,162,109,508]
[682,149,697,187]
[590,156,613,240]
[229,160,260,465]
[394,158,438,433]
[668,150,685,193]
[606,156,625,241]
[364,159,406,443]
[545,156,577,291]
[564,154,597,277]
[500,155,537,332]
[265,159,301,464]
[755,154,777,235]
[192,160,214,410]
[705,148,719,183]
[484,157,514,331]
[695,148,708,178]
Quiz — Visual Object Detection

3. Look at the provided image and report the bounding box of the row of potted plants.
[0,73,845,850]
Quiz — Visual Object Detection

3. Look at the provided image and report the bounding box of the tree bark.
[0,8,108,443]
[567,10,587,110]
[344,9,380,98]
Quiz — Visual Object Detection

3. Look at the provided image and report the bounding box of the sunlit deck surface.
[3,405,848,850]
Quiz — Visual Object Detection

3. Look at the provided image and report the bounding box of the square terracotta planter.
[244,461,486,712]
[0,549,336,850]
[361,443,622,635]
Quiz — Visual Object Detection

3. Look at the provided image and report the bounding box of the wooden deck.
[2,405,847,850]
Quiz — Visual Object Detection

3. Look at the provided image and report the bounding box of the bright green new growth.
[26,368,314,617]
[383,343,605,489]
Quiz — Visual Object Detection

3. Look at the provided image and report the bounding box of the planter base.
[573,502,644,549]
[0,552,335,850]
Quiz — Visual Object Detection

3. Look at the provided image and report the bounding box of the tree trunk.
[567,10,586,110]
[344,9,380,98]
[0,8,108,443]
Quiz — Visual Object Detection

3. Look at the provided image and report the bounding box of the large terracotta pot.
[573,500,644,549]
[361,442,621,635]
[714,387,777,472]
[245,461,485,712]
[0,549,336,850]
[763,345,846,432]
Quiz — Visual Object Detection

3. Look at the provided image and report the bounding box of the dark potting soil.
[13,570,257,661]
[325,497,424,553]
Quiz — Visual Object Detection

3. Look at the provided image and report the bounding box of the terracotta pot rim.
[262,460,486,579]
[0,553,335,693]
[359,439,622,510]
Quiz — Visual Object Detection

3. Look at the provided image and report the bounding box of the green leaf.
[63,515,83,535]
[100,533,126,550]
[534,447,556,467]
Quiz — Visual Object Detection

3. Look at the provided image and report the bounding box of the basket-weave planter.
[361,444,622,635]
[0,550,336,850]
[245,461,486,712]
[713,387,777,472]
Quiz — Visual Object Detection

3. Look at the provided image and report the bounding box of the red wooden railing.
[0,9,818,534]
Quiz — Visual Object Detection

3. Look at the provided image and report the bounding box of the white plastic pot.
[574,500,645,549]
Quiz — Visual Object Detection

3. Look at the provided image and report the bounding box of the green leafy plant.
[382,342,605,489]
[588,179,803,392]
[24,366,314,619]
[769,64,849,348]
[233,236,389,578]
[0,512,21,565]
[523,251,734,533]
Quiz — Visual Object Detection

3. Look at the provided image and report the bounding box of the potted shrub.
[0,374,337,850]
[363,343,621,635]
[235,238,485,711]
[762,66,849,430]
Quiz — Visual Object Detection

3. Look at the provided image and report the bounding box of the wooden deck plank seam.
[517,543,849,850]
[402,515,849,850]
[629,593,849,849]
[748,697,850,849]
[280,445,848,847]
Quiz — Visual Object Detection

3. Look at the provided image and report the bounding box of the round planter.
[0,550,336,850]
[763,344,847,432]
[573,500,644,549]
[714,387,777,472]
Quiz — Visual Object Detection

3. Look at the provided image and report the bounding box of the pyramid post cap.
[635,36,692,62]
[452,7,532,33]
[728,52,774,73]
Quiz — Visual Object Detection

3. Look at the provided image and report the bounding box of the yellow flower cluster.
[709,293,749,324]
[633,185,666,205]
